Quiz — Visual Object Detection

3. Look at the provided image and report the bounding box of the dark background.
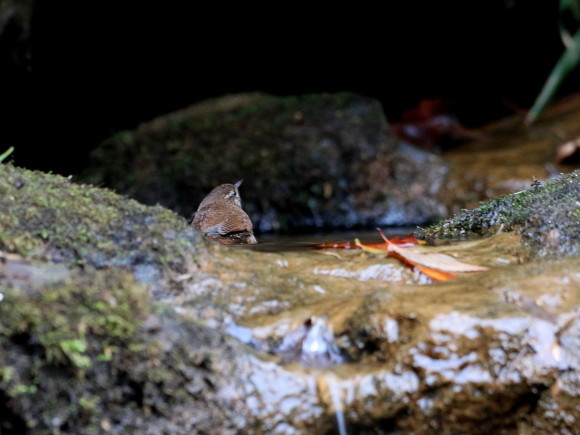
[2,1,579,175]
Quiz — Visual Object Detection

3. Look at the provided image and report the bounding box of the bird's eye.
[225,190,237,199]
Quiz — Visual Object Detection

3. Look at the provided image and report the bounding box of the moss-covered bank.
[0,163,205,297]
[0,265,243,433]
[0,164,243,433]
[417,170,580,257]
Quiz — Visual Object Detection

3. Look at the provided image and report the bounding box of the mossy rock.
[0,265,244,433]
[0,164,245,433]
[416,170,580,257]
[0,162,205,297]
[85,92,448,231]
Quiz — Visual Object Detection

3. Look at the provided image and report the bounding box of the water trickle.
[318,374,348,435]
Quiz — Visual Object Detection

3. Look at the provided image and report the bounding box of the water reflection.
[248,227,417,252]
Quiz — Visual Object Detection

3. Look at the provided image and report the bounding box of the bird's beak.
[234,180,243,188]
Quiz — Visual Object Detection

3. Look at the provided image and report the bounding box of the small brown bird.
[192,180,257,245]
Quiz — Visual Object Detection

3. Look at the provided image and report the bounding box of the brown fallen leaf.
[385,240,489,272]
[355,238,456,281]
[556,137,580,164]
[380,228,488,273]
[354,229,488,281]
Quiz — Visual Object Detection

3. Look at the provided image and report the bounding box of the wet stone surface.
[172,228,580,434]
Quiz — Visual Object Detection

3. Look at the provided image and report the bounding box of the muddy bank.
[1,161,579,433]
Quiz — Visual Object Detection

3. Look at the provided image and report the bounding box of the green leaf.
[0,146,14,164]
[525,27,580,125]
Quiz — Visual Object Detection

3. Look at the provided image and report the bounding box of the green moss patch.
[0,163,206,296]
[0,265,239,432]
[416,170,580,257]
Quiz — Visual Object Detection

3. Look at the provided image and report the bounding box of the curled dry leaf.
[354,229,488,281]
[556,137,580,164]
[385,241,489,273]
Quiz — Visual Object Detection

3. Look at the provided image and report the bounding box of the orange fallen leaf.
[385,241,488,272]
[354,229,488,281]
[415,264,458,281]
[354,238,456,281]
[377,228,488,273]
[390,234,420,246]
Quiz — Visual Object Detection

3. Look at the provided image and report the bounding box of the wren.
[192,180,257,245]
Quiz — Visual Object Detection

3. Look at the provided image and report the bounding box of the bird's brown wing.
[216,215,253,236]
[192,207,221,231]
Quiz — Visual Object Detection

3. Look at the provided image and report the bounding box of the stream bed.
[168,229,580,434]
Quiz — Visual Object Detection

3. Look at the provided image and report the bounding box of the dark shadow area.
[0,390,28,435]
[1,2,579,176]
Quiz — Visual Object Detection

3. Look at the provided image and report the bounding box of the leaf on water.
[377,228,488,273]
[354,239,387,255]
[355,238,456,282]
[316,228,487,282]
[354,229,488,281]
[387,241,489,272]
[391,234,420,246]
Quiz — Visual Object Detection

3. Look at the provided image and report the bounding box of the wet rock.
[208,247,580,434]
[84,92,449,231]
[275,317,345,367]
[417,169,580,257]
[0,162,203,298]
[0,266,248,434]
[0,250,69,292]
[82,92,580,237]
